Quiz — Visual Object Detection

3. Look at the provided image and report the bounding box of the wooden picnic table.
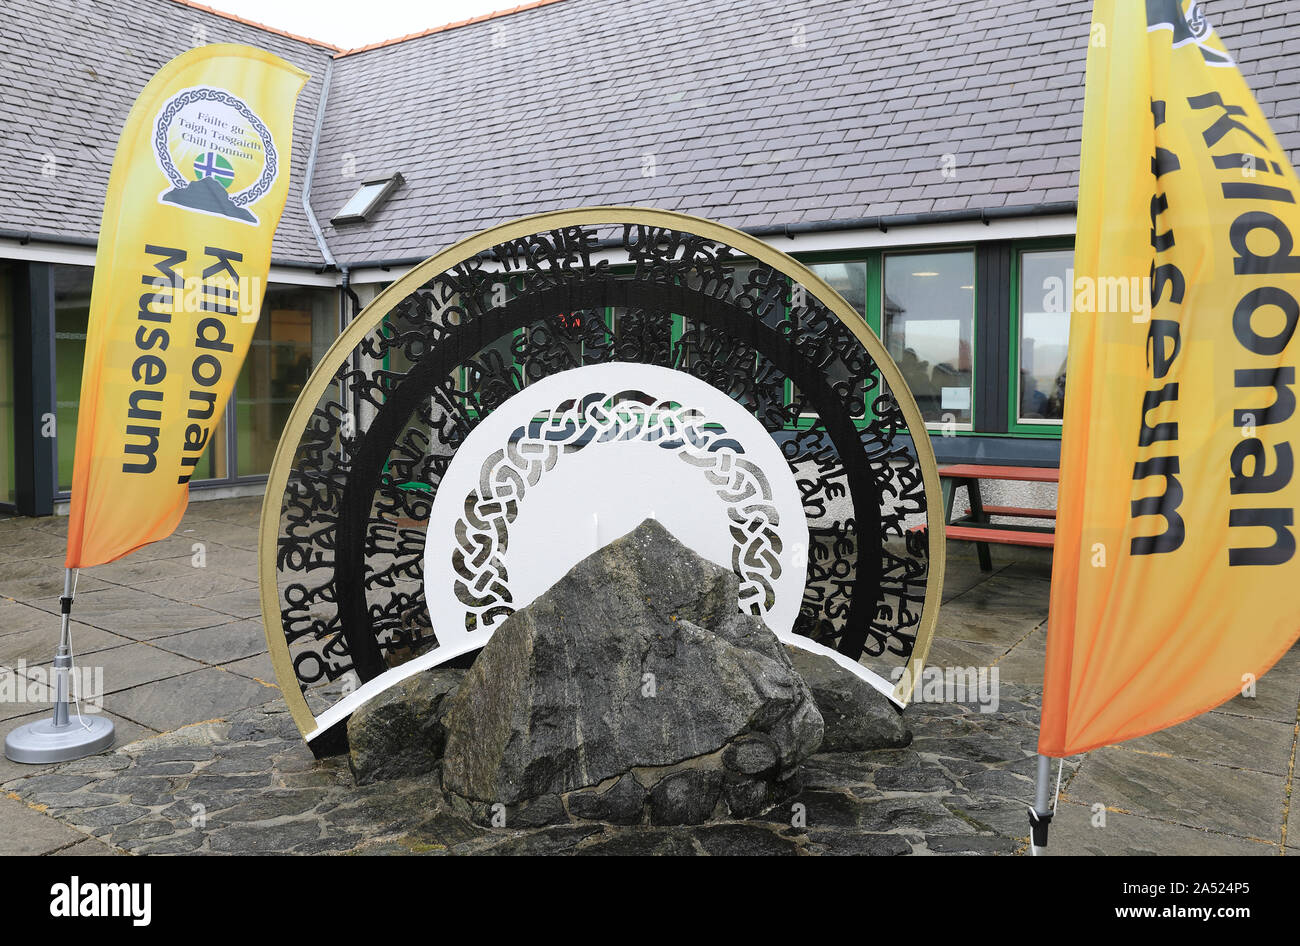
[937,463,1060,571]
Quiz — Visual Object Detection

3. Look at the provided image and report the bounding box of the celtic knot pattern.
[452,391,784,631]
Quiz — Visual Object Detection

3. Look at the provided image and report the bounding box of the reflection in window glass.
[236,286,336,476]
[882,251,975,426]
[805,261,869,418]
[808,261,867,317]
[54,266,93,491]
[1018,250,1072,423]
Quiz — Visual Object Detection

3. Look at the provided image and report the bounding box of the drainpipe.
[302,57,337,273]
[300,60,363,331]
[299,57,361,416]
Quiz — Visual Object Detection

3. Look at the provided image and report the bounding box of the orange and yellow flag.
[66,45,307,568]
[1041,0,1300,756]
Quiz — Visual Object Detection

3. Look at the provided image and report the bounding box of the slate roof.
[0,0,335,265]
[2,0,1298,268]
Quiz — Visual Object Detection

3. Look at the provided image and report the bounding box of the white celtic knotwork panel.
[424,363,809,651]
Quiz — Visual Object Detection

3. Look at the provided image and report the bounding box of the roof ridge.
[168,0,344,51]
[333,0,568,57]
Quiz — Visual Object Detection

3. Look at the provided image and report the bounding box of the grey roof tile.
[2,0,1297,268]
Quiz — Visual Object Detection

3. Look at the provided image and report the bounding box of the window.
[806,259,871,420]
[235,286,336,476]
[882,250,975,427]
[1016,249,1072,425]
[808,260,867,317]
[54,265,91,491]
[331,173,404,225]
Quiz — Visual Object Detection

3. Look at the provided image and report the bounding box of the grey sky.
[202,0,524,48]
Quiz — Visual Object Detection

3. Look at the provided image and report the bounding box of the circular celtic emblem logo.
[151,86,279,224]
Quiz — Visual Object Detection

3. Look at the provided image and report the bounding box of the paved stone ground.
[0,496,1296,855]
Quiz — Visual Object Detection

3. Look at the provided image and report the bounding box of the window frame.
[879,245,979,434]
[1007,239,1074,438]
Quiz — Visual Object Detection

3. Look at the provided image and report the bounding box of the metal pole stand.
[1028,752,1054,856]
[4,570,114,763]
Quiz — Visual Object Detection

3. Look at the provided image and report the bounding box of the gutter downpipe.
[299,57,361,414]
[302,57,338,274]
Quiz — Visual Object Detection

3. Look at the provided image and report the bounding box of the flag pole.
[1028,753,1054,855]
[3,568,114,763]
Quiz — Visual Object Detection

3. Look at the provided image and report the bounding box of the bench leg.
[967,479,993,572]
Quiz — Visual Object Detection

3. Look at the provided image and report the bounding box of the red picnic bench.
[919,463,1060,571]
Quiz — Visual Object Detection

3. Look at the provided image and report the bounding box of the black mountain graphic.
[161,174,255,222]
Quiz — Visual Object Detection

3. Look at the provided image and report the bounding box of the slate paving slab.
[0,623,129,666]
[1064,747,1287,843]
[191,586,262,620]
[0,556,111,599]
[1045,800,1274,856]
[105,669,279,732]
[1123,709,1296,777]
[222,652,275,684]
[136,571,256,603]
[15,642,207,698]
[0,597,67,635]
[0,795,92,855]
[31,587,235,640]
[152,620,269,665]
[991,622,1047,688]
[51,838,122,856]
[84,557,198,587]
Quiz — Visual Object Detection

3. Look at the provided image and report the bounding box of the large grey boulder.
[347,668,466,785]
[439,518,823,824]
[785,647,912,751]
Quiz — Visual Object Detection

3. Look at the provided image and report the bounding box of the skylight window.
[332,173,403,225]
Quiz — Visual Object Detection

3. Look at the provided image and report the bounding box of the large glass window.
[235,286,336,476]
[0,262,15,506]
[1017,249,1072,424]
[882,250,975,427]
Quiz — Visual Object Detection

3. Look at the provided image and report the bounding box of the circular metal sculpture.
[259,208,945,751]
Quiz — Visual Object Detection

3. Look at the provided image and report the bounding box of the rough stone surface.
[786,646,912,752]
[566,775,646,825]
[346,668,465,785]
[0,679,1093,855]
[439,520,824,824]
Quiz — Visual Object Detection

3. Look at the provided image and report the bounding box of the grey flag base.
[3,569,115,764]
[1028,753,1054,855]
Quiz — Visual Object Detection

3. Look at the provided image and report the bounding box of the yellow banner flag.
[66,45,307,568]
[1041,0,1300,756]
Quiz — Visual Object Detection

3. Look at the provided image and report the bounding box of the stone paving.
[0,496,1296,855]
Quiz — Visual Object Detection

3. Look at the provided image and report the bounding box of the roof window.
[332,172,403,225]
